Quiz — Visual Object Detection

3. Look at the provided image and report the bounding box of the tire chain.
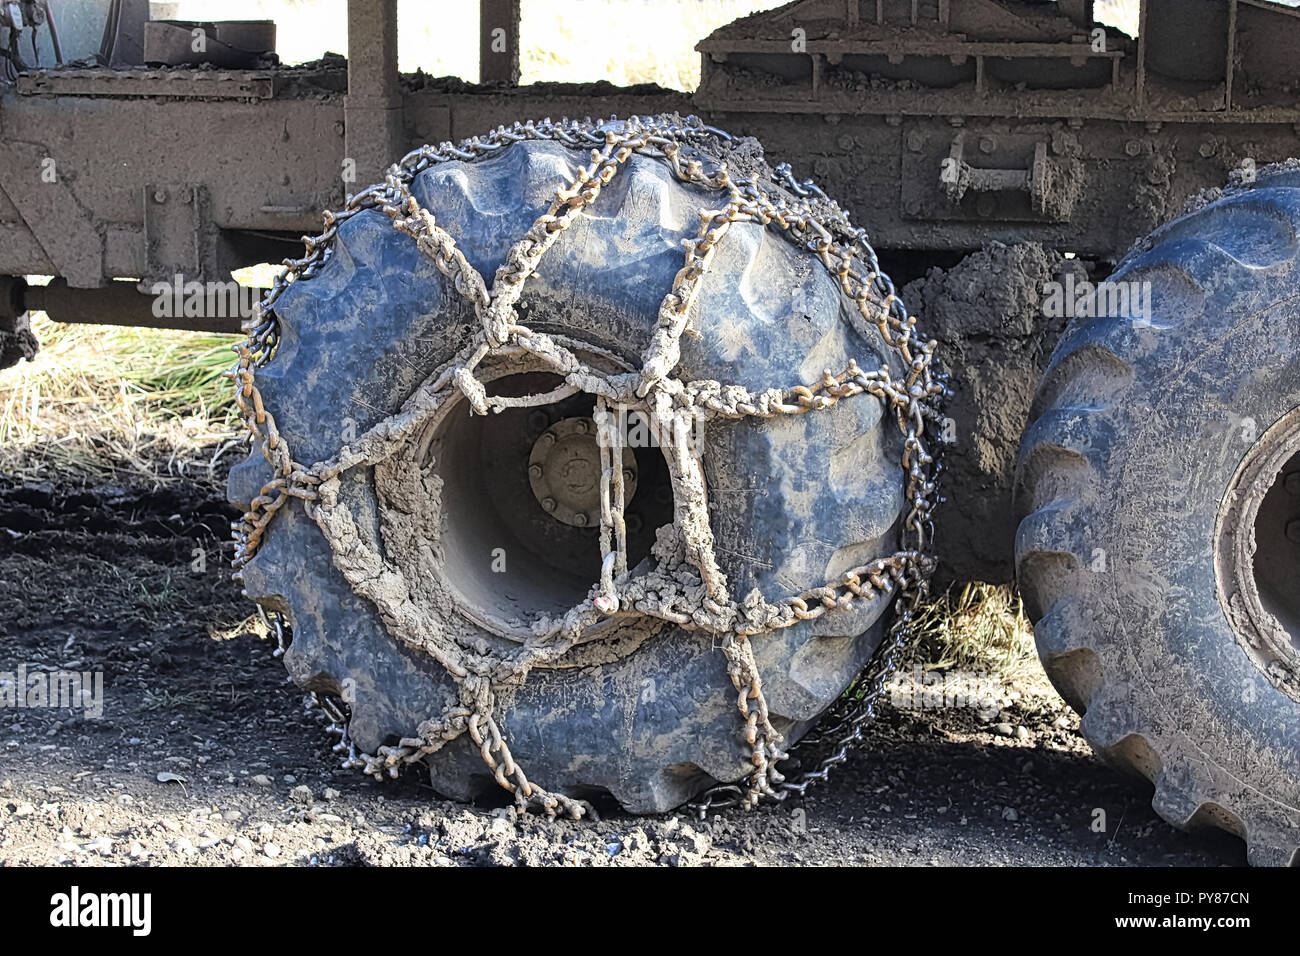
[228,115,948,820]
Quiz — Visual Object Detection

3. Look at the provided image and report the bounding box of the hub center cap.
[527,416,637,527]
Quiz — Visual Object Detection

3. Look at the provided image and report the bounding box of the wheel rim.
[421,356,674,642]
[1216,405,1300,703]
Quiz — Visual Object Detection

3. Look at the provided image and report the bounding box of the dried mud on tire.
[0,475,1244,866]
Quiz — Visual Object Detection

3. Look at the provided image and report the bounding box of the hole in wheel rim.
[427,369,674,639]
[1216,405,1300,702]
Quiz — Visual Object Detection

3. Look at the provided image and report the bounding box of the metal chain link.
[228,114,946,820]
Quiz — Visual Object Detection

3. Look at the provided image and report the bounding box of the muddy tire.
[1015,165,1300,865]
[228,129,909,812]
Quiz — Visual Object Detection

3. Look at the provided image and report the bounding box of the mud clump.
[0,312,38,370]
[903,242,1079,583]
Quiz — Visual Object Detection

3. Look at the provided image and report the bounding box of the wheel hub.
[527,417,637,528]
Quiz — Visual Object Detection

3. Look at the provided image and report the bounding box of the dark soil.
[0,476,1246,866]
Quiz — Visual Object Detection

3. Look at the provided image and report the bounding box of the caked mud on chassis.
[6,0,1300,864]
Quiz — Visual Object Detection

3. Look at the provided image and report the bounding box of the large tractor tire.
[1015,164,1300,865]
[228,119,936,814]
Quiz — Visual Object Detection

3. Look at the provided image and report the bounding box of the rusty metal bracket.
[902,124,1081,223]
[142,183,214,285]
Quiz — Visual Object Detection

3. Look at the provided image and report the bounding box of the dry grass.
[0,312,243,488]
[907,582,1046,690]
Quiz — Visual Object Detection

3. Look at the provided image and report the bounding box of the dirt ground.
[0,474,1247,867]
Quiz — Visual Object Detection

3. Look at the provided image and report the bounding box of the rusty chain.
[229,115,946,820]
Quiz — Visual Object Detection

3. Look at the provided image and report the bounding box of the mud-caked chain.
[229,115,946,820]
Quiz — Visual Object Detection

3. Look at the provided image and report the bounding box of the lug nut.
[528,464,543,480]
[573,513,588,526]
[622,469,635,484]
[541,497,556,513]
